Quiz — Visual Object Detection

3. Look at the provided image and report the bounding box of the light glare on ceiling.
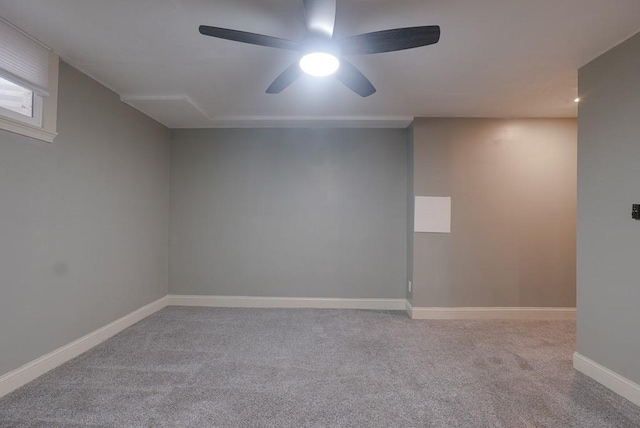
[574,97,580,103]
[299,52,340,77]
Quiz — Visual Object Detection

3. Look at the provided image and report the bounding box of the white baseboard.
[405,300,413,318]
[0,296,168,399]
[406,302,576,320]
[573,352,640,407]
[167,295,406,310]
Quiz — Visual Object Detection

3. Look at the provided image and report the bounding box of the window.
[0,17,58,142]
[0,75,42,126]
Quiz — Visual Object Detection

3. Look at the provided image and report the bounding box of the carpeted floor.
[1,307,639,427]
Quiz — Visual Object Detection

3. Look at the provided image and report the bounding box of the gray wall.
[577,32,640,384]
[170,128,408,299]
[406,124,414,301]
[0,62,170,376]
[411,118,577,307]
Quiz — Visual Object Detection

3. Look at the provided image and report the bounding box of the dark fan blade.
[339,26,440,55]
[266,62,303,94]
[303,0,336,38]
[335,59,376,97]
[199,26,300,51]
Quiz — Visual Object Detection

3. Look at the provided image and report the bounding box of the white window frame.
[0,18,58,143]
[0,72,56,143]
[0,76,43,127]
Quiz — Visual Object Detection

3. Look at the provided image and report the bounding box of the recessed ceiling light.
[299,52,340,77]
[574,97,580,103]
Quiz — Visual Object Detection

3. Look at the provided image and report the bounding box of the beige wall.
[577,31,640,384]
[0,62,170,376]
[410,118,577,308]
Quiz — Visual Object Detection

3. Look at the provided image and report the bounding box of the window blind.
[0,17,50,96]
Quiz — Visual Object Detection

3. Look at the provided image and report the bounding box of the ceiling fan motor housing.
[300,36,341,58]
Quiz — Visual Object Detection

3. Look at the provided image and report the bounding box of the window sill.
[0,115,56,143]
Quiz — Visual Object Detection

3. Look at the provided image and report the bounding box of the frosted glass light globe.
[299,52,340,77]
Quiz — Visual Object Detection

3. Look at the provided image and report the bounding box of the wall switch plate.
[633,204,640,220]
[408,281,412,293]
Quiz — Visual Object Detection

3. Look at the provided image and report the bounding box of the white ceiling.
[1,0,639,128]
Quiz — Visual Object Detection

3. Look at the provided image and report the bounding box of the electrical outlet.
[633,204,640,220]
[408,281,412,293]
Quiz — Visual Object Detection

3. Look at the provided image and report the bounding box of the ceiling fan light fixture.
[299,52,340,77]
[199,0,441,96]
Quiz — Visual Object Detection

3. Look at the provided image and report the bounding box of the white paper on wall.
[414,197,451,233]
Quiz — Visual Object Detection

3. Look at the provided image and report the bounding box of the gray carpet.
[1,307,639,427]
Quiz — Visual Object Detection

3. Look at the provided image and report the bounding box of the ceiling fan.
[199,0,440,97]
